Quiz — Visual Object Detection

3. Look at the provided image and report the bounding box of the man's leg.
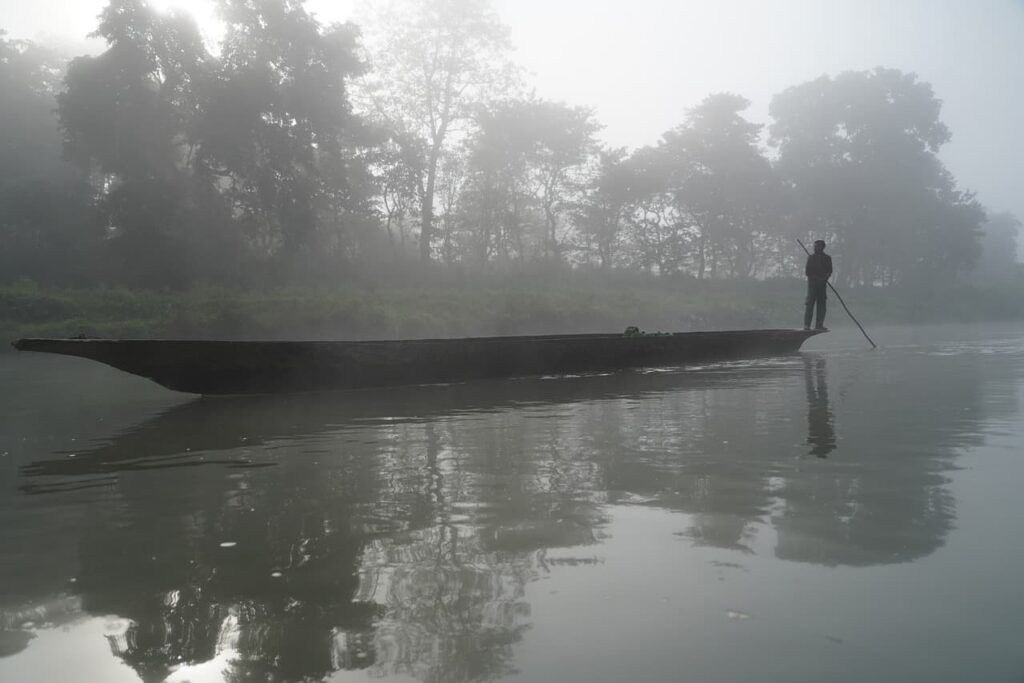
[815,283,827,329]
[804,281,815,329]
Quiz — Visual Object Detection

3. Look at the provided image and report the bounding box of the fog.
[1,0,1022,340]
[4,0,1022,219]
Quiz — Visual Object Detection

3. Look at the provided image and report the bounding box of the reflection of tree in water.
[356,528,532,683]
[51,381,603,683]
[582,353,1014,567]
[76,452,381,682]
[349,419,600,683]
[771,352,989,566]
[17,351,1020,680]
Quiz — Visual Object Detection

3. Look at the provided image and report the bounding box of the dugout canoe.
[11,329,825,395]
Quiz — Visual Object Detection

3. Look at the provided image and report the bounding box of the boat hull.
[12,329,825,395]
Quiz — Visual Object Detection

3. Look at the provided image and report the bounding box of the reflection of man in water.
[804,240,833,331]
[804,356,836,458]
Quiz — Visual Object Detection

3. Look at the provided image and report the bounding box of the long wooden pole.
[798,239,877,349]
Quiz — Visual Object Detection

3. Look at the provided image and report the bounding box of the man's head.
[813,240,826,253]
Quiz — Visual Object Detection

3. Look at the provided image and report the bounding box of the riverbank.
[4,277,1024,342]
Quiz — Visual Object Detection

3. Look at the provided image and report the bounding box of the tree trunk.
[545,203,559,263]
[420,144,441,262]
[385,211,397,258]
[420,173,435,262]
[697,228,707,281]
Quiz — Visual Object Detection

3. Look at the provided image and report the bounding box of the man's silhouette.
[804,240,833,331]
[804,356,836,458]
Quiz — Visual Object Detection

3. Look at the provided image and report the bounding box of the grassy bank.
[3,276,1024,342]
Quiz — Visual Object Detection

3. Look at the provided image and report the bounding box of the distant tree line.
[0,0,1017,289]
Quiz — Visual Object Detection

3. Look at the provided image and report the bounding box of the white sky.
[2,0,1022,221]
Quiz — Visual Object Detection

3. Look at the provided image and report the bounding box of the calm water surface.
[1,325,1023,682]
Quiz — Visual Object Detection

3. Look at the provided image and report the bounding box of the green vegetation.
[5,277,1024,343]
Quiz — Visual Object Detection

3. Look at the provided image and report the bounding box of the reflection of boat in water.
[20,359,807,481]
[12,329,824,394]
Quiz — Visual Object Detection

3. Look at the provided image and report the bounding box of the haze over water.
[2,324,1024,682]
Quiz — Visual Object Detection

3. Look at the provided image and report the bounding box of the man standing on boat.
[804,240,832,331]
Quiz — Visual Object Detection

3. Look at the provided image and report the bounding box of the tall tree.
[359,0,516,262]
[0,33,100,284]
[520,101,599,264]
[372,130,425,260]
[460,99,598,265]
[576,148,631,270]
[463,99,598,263]
[971,211,1021,283]
[460,104,532,263]
[661,93,781,280]
[58,0,220,285]
[207,0,369,265]
[770,68,984,286]
[618,145,691,275]
[58,0,371,285]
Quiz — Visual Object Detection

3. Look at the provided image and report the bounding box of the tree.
[608,95,781,279]
[617,145,691,275]
[358,0,516,262]
[372,130,425,260]
[520,101,599,264]
[661,93,781,280]
[971,211,1021,283]
[770,68,984,286]
[58,0,373,285]
[58,0,222,286]
[576,148,631,270]
[0,33,100,284]
[460,99,598,266]
[459,105,532,263]
[206,0,370,268]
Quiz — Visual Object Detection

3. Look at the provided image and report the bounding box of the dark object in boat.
[11,329,825,395]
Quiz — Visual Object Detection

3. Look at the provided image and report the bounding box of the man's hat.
[813,240,826,247]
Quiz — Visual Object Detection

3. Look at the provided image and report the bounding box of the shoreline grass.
[3,277,1024,343]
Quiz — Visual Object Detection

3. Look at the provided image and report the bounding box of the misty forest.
[1,0,1021,339]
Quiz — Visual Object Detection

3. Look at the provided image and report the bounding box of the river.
[1,325,1022,682]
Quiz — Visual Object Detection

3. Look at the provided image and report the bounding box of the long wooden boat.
[11,329,825,395]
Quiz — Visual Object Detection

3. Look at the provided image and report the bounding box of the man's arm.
[825,255,833,279]
[805,255,813,277]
